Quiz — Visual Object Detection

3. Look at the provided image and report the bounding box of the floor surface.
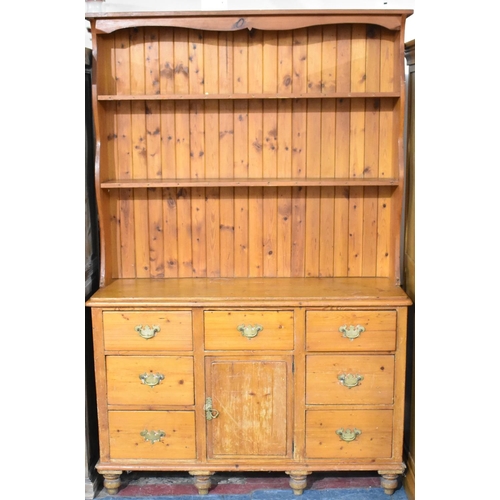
[94,472,409,499]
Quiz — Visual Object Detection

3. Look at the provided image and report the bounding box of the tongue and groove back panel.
[94,24,404,282]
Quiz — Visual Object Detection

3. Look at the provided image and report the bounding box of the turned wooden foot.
[378,471,400,495]
[101,471,122,495]
[286,470,311,496]
[189,471,214,495]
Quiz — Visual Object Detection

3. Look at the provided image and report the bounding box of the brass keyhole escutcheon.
[204,397,220,420]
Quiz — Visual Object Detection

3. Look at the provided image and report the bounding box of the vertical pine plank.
[218,32,235,276]
[96,33,116,95]
[376,187,392,277]
[381,28,396,94]
[290,29,307,276]
[305,95,321,277]
[380,28,397,279]
[276,31,293,277]
[159,27,178,277]
[336,24,351,93]
[203,31,221,277]
[129,28,150,278]
[347,186,363,276]
[348,32,366,279]
[113,31,134,278]
[174,28,193,277]
[163,187,178,276]
[334,105,350,276]
[304,27,322,277]
[233,30,249,277]
[365,25,381,93]
[144,28,164,278]
[306,26,323,94]
[380,29,396,179]
[262,31,278,277]
[248,30,264,277]
[332,25,351,276]
[362,186,378,276]
[189,30,207,277]
[319,26,337,276]
[321,25,337,93]
[364,25,382,277]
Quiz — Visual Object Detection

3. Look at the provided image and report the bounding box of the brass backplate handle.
[339,324,365,340]
[135,324,161,339]
[237,324,263,339]
[139,372,165,388]
[336,428,362,442]
[204,397,219,420]
[338,373,364,388]
[140,429,166,444]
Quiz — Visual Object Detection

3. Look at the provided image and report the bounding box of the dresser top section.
[86,277,412,308]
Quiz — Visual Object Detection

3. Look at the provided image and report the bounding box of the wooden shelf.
[97,92,400,101]
[101,178,400,188]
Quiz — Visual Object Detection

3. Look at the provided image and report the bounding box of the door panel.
[205,356,292,459]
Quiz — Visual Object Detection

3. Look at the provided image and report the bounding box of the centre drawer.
[306,311,397,351]
[103,311,193,351]
[204,311,294,350]
[106,356,194,406]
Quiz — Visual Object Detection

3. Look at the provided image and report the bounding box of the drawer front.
[204,311,294,350]
[306,355,394,405]
[306,311,396,351]
[108,411,196,459]
[103,311,193,351]
[306,409,393,459]
[106,356,194,406]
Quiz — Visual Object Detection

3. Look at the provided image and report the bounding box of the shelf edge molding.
[89,11,413,34]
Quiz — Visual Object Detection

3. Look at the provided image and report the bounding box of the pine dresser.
[86,8,413,496]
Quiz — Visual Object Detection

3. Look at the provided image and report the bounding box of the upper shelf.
[101,177,399,188]
[97,92,400,101]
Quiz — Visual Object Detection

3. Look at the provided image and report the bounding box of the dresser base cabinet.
[87,277,411,496]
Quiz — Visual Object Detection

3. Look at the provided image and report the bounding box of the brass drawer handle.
[339,324,365,341]
[204,397,219,420]
[135,324,161,339]
[139,372,165,388]
[140,429,165,444]
[237,324,263,339]
[338,373,364,388]
[336,428,362,442]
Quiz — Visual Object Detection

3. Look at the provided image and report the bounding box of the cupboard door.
[205,356,292,459]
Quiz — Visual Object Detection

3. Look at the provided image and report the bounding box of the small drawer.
[306,409,393,459]
[306,311,396,351]
[204,311,294,350]
[106,356,194,406]
[108,410,196,460]
[103,311,192,351]
[306,354,394,405]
